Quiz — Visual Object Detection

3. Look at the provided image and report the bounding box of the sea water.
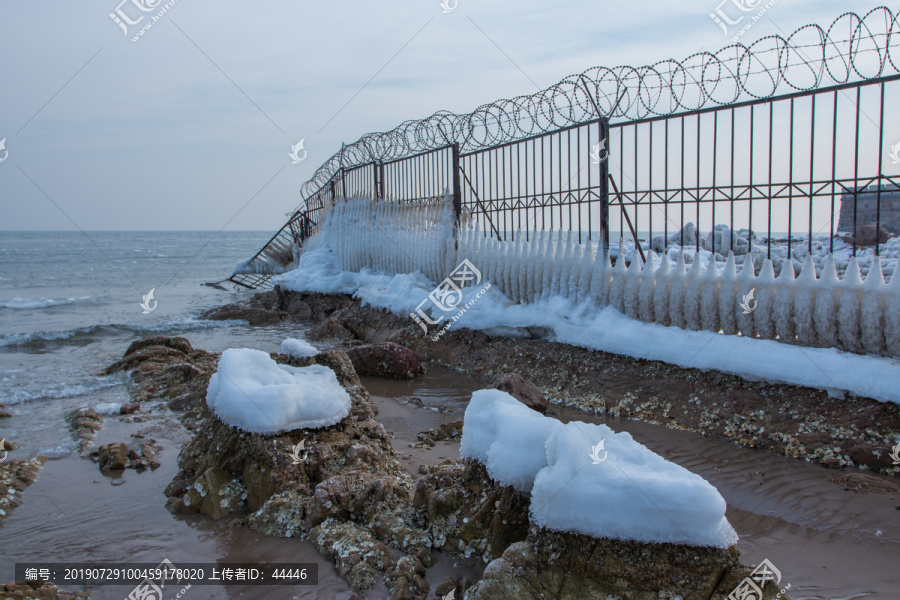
[0,230,295,416]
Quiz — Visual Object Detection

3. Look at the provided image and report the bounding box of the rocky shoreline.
[70,323,789,599]
[202,288,900,475]
[11,282,885,597]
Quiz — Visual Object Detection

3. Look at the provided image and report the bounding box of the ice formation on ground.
[275,244,900,404]
[278,196,900,361]
[459,389,738,547]
[206,348,351,434]
[459,389,561,492]
[281,337,318,358]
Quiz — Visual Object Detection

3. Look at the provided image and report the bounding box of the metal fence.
[230,8,900,289]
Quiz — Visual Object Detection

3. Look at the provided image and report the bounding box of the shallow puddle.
[3,364,897,599]
[368,366,900,600]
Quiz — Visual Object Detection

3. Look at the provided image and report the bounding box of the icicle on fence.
[303,197,900,358]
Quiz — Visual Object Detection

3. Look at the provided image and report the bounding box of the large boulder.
[0,456,47,526]
[846,443,896,470]
[490,373,548,414]
[123,336,193,357]
[200,303,292,326]
[310,519,395,592]
[413,461,531,562]
[702,225,751,256]
[0,580,90,599]
[67,407,103,452]
[97,442,129,471]
[160,347,430,595]
[669,222,698,246]
[467,533,758,600]
[346,342,425,379]
[104,336,218,422]
[853,223,892,246]
[417,460,790,600]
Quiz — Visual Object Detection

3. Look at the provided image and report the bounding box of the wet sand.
[365,365,900,600]
[0,390,358,600]
[4,363,898,599]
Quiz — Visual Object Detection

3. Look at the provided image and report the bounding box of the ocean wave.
[0,296,92,310]
[0,325,104,347]
[4,375,126,405]
[127,317,248,335]
[0,317,245,348]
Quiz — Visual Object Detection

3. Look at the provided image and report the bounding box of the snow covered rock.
[530,421,737,548]
[459,390,561,492]
[460,390,737,548]
[467,532,789,600]
[281,337,318,358]
[206,348,351,434]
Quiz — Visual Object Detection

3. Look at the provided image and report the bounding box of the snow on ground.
[93,402,123,416]
[281,337,319,358]
[626,229,899,281]
[459,389,738,547]
[459,389,562,492]
[532,420,738,547]
[206,348,351,434]
[275,248,900,404]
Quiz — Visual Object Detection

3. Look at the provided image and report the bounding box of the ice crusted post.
[206,348,351,433]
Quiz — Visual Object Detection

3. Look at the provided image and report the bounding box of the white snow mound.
[93,402,123,416]
[206,348,351,434]
[459,389,561,491]
[531,421,738,548]
[275,248,900,405]
[459,390,737,547]
[281,337,319,358]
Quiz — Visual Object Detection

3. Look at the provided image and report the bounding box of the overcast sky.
[0,0,880,231]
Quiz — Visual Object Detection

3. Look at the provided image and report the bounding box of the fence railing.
[229,8,900,289]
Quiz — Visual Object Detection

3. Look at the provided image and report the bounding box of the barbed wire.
[295,7,900,213]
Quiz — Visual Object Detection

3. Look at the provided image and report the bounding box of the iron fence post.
[452,143,462,221]
[372,161,379,201]
[452,143,462,250]
[599,117,610,260]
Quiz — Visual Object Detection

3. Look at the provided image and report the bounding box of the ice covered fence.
[281,337,318,358]
[293,196,900,358]
[206,348,351,434]
[460,390,738,548]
